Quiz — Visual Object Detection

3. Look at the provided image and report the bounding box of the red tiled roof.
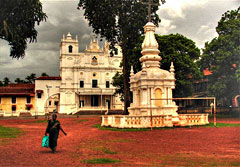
[35,76,61,80]
[203,69,212,76]
[0,84,35,96]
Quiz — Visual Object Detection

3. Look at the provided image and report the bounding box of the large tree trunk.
[122,39,131,115]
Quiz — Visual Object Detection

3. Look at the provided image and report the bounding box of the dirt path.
[0,116,240,167]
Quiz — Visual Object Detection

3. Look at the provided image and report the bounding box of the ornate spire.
[140,22,161,68]
[130,66,134,77]
[66,32,72,39]
[170,62,175,73]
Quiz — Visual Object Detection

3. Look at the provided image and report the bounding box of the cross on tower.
[141,0,159,22]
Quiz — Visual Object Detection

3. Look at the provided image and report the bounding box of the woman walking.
[45,113,67,153]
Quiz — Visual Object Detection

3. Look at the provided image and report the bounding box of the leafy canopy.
[0,0,47,58]
[199,6,240,104]
[113,33,202,98]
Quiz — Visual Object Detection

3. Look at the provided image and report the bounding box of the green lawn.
[82,158,121,164]
[206,122,240,127]
[0,125,22,138]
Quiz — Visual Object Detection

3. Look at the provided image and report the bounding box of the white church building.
[35,33,123,115]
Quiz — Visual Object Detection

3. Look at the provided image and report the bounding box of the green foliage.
[200,7,240,105]
[25,73,36,83]
[3,77,10,86]
[113,33,201,98]
[82,158,121,164]
[112,71,124,101]
[15,78,25,84]
[41,72,49,77]
[0,125,22,138]
[0,0,47,58]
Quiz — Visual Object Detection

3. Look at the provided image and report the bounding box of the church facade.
[35,33,123,115]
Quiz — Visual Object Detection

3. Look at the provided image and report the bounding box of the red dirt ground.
[0,116,240,167]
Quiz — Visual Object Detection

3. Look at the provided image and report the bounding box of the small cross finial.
[141,0,159,22]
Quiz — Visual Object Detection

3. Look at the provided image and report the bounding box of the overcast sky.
[0,0,239,81]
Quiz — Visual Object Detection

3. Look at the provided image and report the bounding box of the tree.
[15,78,25,84]
[3,77,10,86]
[25,73,36,83]
[78,0,166,114]
[0,0,47,58]
[41,72,49,77]
[199,7,240,106]
[113,33,202,98]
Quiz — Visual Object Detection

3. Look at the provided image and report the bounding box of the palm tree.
[3,77,10,86]
[25,73,36,83]
[15,78,25,84]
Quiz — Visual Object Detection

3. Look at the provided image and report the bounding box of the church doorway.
[91,95,99,106]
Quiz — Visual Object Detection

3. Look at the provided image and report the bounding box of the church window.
[26,97,31,104]
[92,80,98,88]
[68,45,73,53]
[106,81,110,88]
[37,93,42,98]
[49,101,51,106]
[93,73,96,77]
[92,56,98,65]
[80,81,84,88]
[12,97,16,104]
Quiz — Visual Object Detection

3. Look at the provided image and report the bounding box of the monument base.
[101,114,209,128]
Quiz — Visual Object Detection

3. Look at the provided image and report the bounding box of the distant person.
[45,113,67,153]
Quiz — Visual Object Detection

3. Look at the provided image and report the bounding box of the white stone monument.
[101,21,209,128]
[128,22,179,124]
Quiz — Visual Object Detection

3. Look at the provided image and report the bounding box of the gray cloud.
[0,0,239,81]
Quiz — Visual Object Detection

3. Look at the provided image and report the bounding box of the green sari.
[46,120,60,150]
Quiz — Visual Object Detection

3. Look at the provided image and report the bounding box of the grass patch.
[205,122,240,127]
[94,122,240,132]
[82,158,121,164]
[30,120,48,123]
[94,124,150,132]
[92,146,117,154]
[208,114,240,119]
[103,148,117,154]
[0,125,22,138]
[76,119,88,123]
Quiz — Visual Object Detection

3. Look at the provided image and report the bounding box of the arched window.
[68,45,73,53]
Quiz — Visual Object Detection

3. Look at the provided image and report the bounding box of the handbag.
[42,135,49,148]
